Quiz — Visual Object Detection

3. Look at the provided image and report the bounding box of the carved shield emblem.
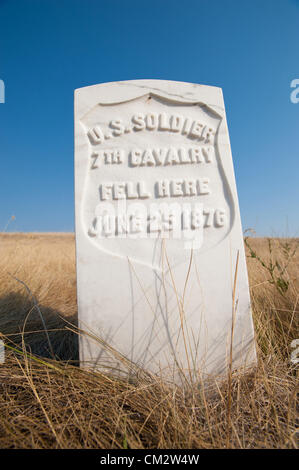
[79,93,234,269]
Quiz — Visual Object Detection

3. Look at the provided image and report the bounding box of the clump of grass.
[245,234,298,296]
[245,236,298,362]
[0,234,298,449]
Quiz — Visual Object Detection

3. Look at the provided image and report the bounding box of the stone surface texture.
[75,79,256,383]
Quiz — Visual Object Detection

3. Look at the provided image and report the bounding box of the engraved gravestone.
[74,80,256,383]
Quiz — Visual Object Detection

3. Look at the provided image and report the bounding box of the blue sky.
[0,0,298,235]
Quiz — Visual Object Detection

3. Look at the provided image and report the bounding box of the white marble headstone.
[74,79,256,383]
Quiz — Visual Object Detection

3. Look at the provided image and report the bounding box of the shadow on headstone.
[0,291,79,364]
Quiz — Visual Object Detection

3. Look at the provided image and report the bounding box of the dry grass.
[0,233,298,449]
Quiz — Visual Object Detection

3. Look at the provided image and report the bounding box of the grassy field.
[0,233,298,449]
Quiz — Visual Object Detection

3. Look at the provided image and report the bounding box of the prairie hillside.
[0,233,298,449]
